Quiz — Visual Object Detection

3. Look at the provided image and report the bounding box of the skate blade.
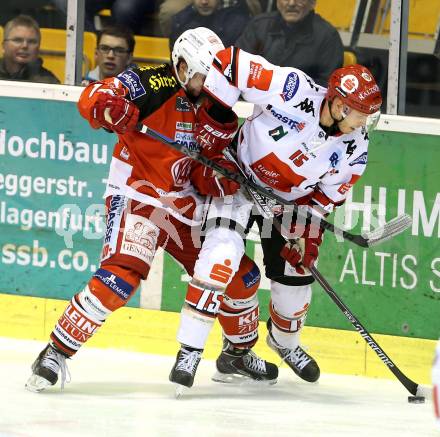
[173,383,188,399]
[25,374,53,393]
[212,371,277,386]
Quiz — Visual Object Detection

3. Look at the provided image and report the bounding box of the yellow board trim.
[0,293,435,384]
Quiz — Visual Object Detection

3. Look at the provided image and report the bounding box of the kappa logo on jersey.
[280,72,299,102]
[269,125,288,141]
[349,151,368,166]
[305,76,319,92]
[148,73,177,92]
[176,96,192,112]
[176,121,193,131]
[247,61,273,91]
[266,105,306,132]
[172,156,193,186]
[175,131,198,151]
[293,98,315,116]
[117,70,146,100]
[344,139,357,157]
[93,268,133,301]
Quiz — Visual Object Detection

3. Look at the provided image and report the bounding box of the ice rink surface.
[0,337,437,437]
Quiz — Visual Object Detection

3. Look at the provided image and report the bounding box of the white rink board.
[1,80,440,136]
[0,337,436,437]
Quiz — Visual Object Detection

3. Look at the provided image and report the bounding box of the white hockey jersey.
[203,47,369,214]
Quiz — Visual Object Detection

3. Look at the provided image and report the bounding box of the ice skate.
[266,319,320,383]
[25,343,70,392]
[212,340,278,385]
[169,346,202,397]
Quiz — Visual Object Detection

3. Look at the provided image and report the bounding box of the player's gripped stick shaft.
[136,122,412,248]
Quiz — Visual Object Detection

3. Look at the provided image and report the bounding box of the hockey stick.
[136,123,412,248]
[221,149,425,398]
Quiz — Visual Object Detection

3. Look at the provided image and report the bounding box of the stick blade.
[363,214,412,247]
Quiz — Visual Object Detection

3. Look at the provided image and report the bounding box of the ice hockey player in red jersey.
[25,28,278,393]
[171,46,382,385]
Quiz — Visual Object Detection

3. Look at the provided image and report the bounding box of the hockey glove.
[197,157,240,197]
[92,93,139,134]
[195,104,238,158]
[280,223,323,274]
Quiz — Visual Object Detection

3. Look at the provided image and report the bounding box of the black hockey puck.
[408,396,425,404]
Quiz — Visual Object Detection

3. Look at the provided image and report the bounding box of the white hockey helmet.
[172,27,224,88]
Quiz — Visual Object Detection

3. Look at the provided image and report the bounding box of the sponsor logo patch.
[93,268,133,300]
[148,73,177,92]
[176,96,191,112]
[242,264,261,288]
[174,131,198,151]
[349,151,368,166]
[280,72,299,102]
[120,214,159,266]
[266,104,305,132]
[247,61,273,91]
[176,121,193,131]
[117,70,146,100]
[340,74,359,93]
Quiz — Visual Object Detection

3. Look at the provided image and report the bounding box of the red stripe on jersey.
[337,174,361,195]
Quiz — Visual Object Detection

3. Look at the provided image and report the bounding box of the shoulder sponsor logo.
[280,72,299,102]
[293,98,315,116]
[247,61,273,91]
[93,268,133,301]
[176,121,193,131]
[266,104,305,132]
[148,73,177,92]
[349,151,368,166]
[117,70,146,100]
[176,96,191,112]
[340,75,359,93]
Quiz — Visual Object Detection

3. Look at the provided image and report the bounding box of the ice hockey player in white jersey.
[170,46,382,386]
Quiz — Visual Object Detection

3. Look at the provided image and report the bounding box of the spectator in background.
[82,26,135,85]
[236,0,343,86]
[169,0,252,49]
[0,15,60,84]
[51,0,155,34]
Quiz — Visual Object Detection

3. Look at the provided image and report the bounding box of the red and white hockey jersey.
[203,47,370,214]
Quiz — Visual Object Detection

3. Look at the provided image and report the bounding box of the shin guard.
[50,265,141,356]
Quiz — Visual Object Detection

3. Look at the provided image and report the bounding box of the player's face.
[186,72,206,98]
[337,106,371,133]
[193,0,220,16]
[3,26,40,66]
[95,35,132,79]
[277,0,316,24]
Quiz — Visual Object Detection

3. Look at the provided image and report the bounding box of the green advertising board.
[1,92,439,340]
